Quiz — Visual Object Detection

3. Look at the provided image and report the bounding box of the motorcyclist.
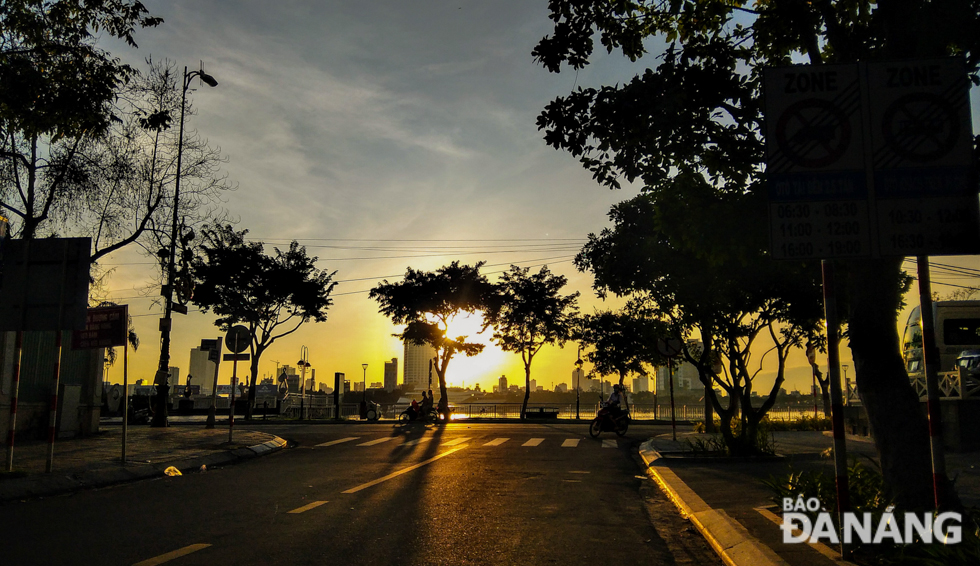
[420,390,434,418]
[409,397,420,420]
[606,384,626,418]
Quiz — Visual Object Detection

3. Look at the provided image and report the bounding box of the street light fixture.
[152,64,218,428]
[575,346,583,420]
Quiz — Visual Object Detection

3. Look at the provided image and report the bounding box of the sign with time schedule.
[765,58,978,260]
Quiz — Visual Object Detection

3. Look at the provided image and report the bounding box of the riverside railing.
[278,396,823,422]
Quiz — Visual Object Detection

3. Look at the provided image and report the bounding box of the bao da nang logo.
[781,497,962,545]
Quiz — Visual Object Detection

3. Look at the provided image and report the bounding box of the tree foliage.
[191,224,336,417]
[0,0,163,140]
[488,265,579,418]
[0,55,231,264]
[370,261,497,417]
[575,308,666,386]
[535,0,977,506]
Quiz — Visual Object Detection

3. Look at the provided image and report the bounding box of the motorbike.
[589,401,630,438]
[399,406,439,422]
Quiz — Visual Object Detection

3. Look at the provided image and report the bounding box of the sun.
[440,312,509,389]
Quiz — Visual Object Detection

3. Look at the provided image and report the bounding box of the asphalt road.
[0,422,720,566]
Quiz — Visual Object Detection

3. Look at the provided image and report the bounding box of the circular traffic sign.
[656,338,683,358]
[776,98,852,168]
[881,92,958,163]
[225,325,250,353]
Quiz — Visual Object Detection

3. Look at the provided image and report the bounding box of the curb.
[0,435,287,503]
[639,439,789,566]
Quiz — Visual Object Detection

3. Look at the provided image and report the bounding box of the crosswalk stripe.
[561,439,580,448]
[357,437,396,446]
[522,438,544,447]
[401,437,432,447]
[442,437,470,446]
[483,438,509,446]
[288,500,328,514]
[602,439,618,448]
[316,437,360,447]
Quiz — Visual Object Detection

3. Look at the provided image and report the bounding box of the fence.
[275,395,823,422]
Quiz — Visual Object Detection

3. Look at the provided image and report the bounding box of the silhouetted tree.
[191,224,336,418]
[577,185,824,455]
[488,265,579,419]
[0,0,162,240]
[534,0,972,508]
[575,309,665,394]
[370,261,497,420]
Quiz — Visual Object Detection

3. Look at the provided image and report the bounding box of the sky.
[95,1,980,395]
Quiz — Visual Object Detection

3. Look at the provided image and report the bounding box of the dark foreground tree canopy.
[534,0,979,509]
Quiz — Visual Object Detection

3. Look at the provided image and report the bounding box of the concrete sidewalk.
[639,430,980,566]
[0,423,286,503]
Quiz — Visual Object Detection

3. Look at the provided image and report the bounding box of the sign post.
[72,306,128,464]
[223,325,250,442]
[657,338,683,441]
[201,338,222,429]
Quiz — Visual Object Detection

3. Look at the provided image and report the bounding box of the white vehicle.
[902,301,980,373]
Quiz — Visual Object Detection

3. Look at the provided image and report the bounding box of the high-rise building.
[657,339,702,391]
[384,358,398,391]
[498,375,508,394]
[571,367,586,390]
[403,342,436,392]
[166,367,180,387]
[188,347,216,395]
[632,375,650,393]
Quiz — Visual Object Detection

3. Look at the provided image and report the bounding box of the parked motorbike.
[589,401,630,438]
[365,400,380,421]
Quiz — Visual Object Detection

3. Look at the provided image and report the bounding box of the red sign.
[71,305,128,349]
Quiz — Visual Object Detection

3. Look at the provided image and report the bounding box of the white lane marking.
[602,439,618,448]
[316,437,360,447]
[401,437,432,447]
[288,500,328,514]
[561,439,580,448]
[442,437,470,446]
[523,438,545,447]
[755,506,841,561]
[342,447,467,494]
[133,544,211,566]
[357,437,396,446]
[569,471,591,474]
[484,438,509,446]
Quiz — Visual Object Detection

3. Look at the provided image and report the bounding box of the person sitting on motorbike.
[410,397,420,420]
[606,384,626,417]
[420,390,434,418]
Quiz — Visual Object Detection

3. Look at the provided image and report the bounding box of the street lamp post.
[152,65,218,428]
[362,363,368,401]
[575,346,583,421]
[298,346,309,419]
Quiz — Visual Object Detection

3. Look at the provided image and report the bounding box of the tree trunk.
[845,258,935,510]
[520,365,531,420]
